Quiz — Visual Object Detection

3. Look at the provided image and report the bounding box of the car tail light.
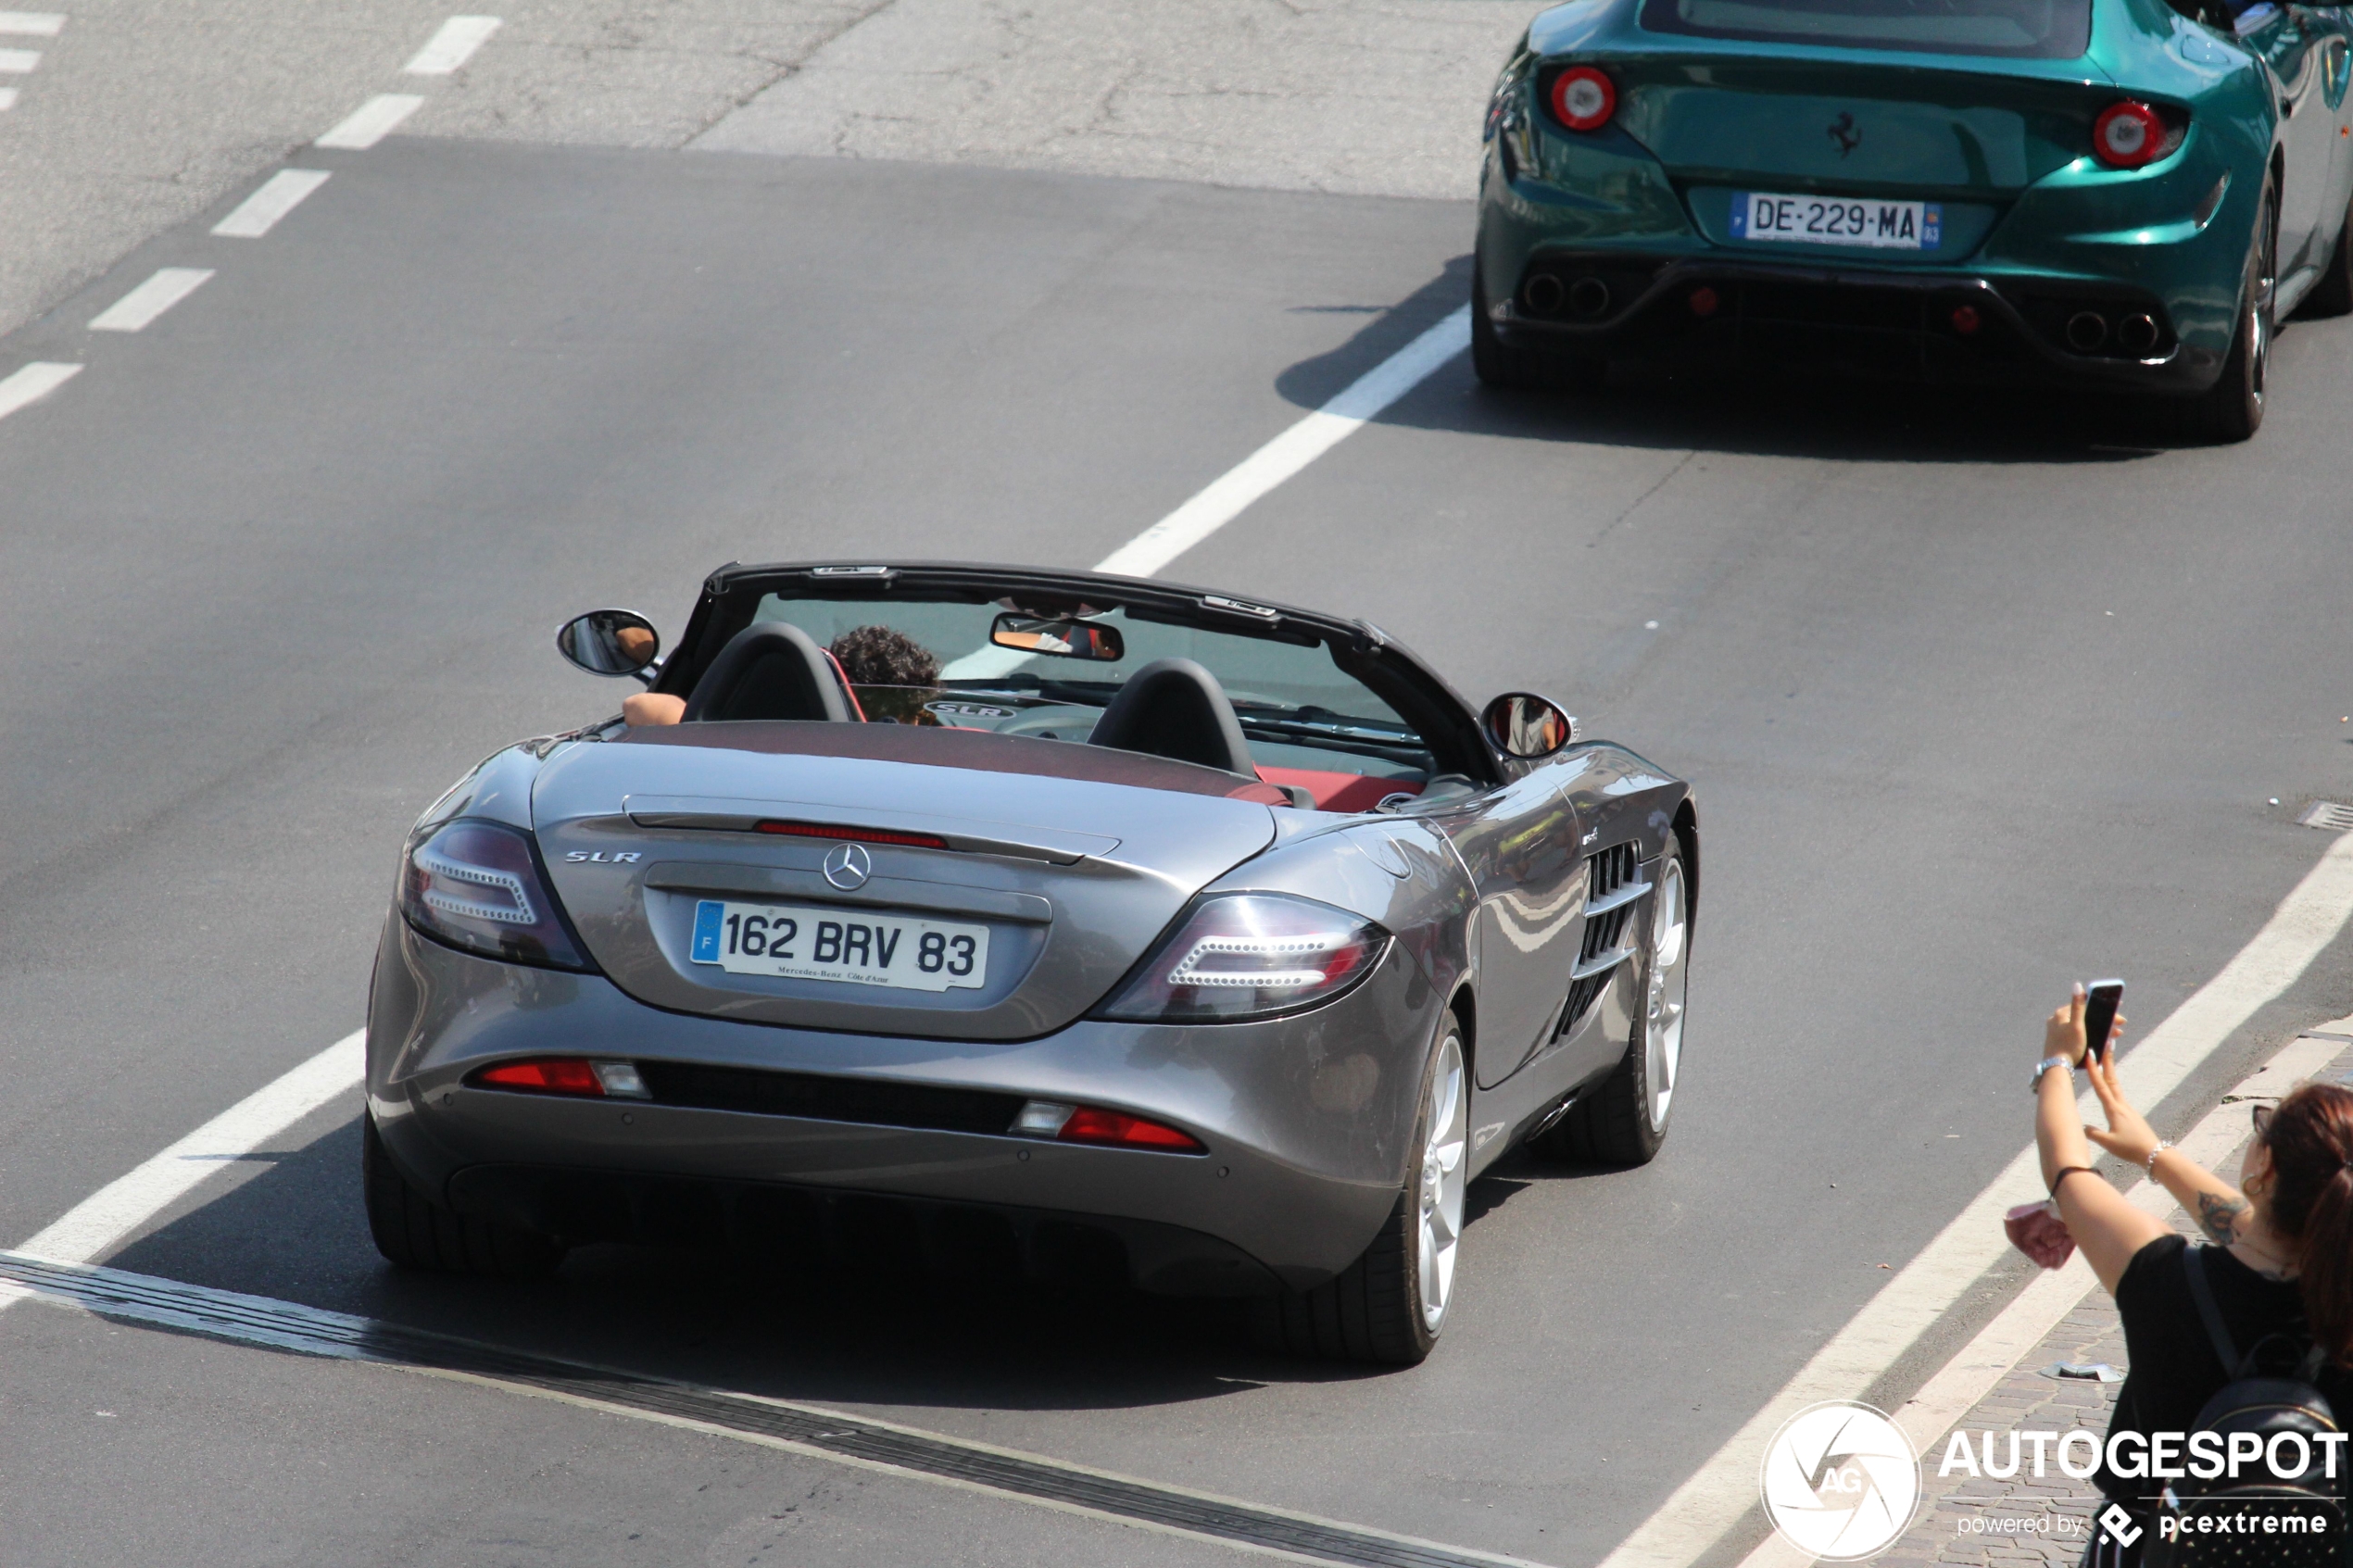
[1095,893,1388,1023]
[1011,1099,1206,1153]
[754,821,949,849]
[469,1058,648,1098]
[1550,66,1616,132]
[401,818,594,972]
[2093,101,2169,169]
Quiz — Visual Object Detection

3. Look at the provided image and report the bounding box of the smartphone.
[2082,979,2124,1064]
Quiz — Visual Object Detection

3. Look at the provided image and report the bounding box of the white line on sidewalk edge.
[1090,307,1470,580]
[403,15,500,75]
[88,268,215,332]
[0,360,81,420]
[211,169,331,239]
[1601,829,2353,1568]
[0,11,64,35]
[316,93,424,151]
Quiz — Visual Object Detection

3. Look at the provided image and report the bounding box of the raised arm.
[2036,989,2170,1293]
[2079,1046,2252,1244]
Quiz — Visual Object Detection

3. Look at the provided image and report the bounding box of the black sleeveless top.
[2095,1235,2352,1502]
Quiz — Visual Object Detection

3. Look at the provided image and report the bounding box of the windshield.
[1637,0,2091,57]
[748,592,1435,790]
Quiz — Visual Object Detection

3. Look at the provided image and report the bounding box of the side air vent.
[1555,844,1648,1036]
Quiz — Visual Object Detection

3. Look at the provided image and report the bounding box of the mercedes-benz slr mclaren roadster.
[363,562,1698,1363]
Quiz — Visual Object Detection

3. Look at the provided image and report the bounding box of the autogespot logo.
[1759,1401,1922,1561]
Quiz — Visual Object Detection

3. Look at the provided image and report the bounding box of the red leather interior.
[1255,766,1422,814]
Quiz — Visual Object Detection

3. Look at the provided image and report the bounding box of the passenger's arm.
[622,692,686,727]
[2035,990,2171,1293]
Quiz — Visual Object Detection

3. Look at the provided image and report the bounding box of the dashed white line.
[0,360,81,421]
[88,268,214,332]
[403,14,500,75]
[0,11,64,35]
[316,93,423,150]
[1598,828,2353,1568]
[0,87,18,110]
[211,169,330,238]
[1090,307,1471,579]
[0,45,40,71]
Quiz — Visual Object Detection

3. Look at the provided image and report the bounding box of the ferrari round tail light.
[1095,893,1388,1023]
[469,1058,648,1098]
[1551,67,1617,132]
[401,818,595,972]
[2093,101,2167,169]
[1012,1099,1206,1153]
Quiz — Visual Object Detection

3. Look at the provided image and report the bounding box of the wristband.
[2031,1055,2074,1093]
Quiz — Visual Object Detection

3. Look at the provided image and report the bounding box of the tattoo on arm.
[2196,1192,2251,1246]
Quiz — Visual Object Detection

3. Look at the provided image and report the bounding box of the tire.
[2171,174,2275,445]
[1471,262,1609,395]
[2296,192,2353,320]
[1543,836,1690,1166]
[363,1114,565,1279]
[1256,1022,1467,1365]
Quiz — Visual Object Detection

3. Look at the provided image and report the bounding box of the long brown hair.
[2259,1082,2353,1366]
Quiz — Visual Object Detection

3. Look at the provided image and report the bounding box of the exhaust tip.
[1521,274,1567,317]
[1567,276,1612,318]
[2065,311,2108,353]
[2117,313,2160,356]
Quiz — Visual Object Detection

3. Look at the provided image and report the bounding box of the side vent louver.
[1554,843,1647,1038]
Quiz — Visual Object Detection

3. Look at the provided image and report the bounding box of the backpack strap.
[2184,1244,2246,1376]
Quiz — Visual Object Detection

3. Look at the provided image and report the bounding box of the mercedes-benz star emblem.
[823,842,873,890]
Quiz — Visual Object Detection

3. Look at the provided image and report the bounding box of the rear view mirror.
[1481,692,1579,759]
[556,609,661,680]
[988,612,1126,663]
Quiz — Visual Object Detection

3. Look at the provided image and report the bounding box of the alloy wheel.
[1416,1033,1467,1334]
[1643,859,1690,1132]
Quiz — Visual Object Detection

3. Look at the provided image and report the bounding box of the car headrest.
[681,622,854,723]
[1085,658,1254,777]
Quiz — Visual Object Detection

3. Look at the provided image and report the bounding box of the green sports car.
[1472,0,2353,438]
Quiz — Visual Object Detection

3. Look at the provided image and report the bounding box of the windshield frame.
[651,562,1500,785]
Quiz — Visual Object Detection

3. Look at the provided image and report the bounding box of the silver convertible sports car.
[364,562,1698,1364]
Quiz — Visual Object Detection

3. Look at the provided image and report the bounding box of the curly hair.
[830,625,940,687]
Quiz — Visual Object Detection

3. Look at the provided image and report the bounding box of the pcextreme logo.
[1759,1401,1923,1561]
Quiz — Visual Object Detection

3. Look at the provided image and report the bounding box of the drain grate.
[2298,801,2353,833]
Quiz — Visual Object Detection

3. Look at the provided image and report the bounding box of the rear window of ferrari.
[1638,0,2091,58]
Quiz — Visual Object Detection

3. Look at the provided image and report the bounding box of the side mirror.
[556,609,661,681]
[1481,692,1579,759]
[988,612,1126,662]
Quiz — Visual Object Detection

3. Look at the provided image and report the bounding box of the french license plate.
[690,899,988,992]
[1730,192,1941,250]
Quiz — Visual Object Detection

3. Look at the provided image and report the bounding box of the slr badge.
[823,842,873,890]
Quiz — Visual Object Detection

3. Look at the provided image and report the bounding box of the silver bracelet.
[2031,1055,2074,1093]
[2145,1140,2172,1177]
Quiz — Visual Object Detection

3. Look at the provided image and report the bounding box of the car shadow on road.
[98,1114,1535,1414]
[1277,258,2180,467]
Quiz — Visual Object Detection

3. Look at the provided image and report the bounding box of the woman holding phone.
[2033,987,2353,1564]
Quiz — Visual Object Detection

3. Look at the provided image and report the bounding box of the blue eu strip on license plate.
[1730,191,1941,250]
[692,899,724,963]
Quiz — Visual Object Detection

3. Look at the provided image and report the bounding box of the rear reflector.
[755,821,950,850]
[1010,1098,1205,1153]
[470,1058,648,1098]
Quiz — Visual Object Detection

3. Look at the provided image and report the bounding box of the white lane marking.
[0,360,81,420]
[315,93,423,150]
[0,87,18,111]
[403,14,500,75]
[1090,307,1471,580]
[210,169,331,238]
[10,1032,362,1267]
[0,46,39,70]
[0,11,64,34]
[1599,829,2353,1568]
[88,268,214,332]
[1733,1023,2353,1568]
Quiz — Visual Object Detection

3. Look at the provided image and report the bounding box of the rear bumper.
[1487,252,2221,391]
[366,917,1436,1292]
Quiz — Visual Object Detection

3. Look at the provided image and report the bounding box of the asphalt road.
[6,86,2353,1568]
